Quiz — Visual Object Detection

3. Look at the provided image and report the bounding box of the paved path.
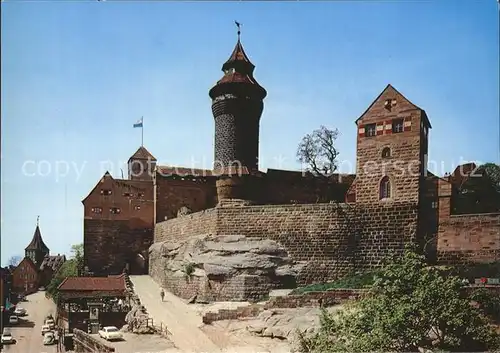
[3,291,57,353]
[130,275,222,353]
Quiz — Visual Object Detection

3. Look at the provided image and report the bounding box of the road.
[130,275,222,353]
[3,291,57,353]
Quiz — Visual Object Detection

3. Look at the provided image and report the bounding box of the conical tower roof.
[25,218,49,253]
[209,27,266,100]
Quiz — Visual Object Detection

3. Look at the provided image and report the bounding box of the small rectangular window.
[110,207,121,214]
[91,207,103,214]
[134,205,141,211]
[392,118,404,133]
[123,192,133,197]
[137,192,145,198]
[431,201,438,209]
[365,124,376,137]
[101,189,112,196]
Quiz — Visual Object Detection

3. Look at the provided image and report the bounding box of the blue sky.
[1,1,498,264]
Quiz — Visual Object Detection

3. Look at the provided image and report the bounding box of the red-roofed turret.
[209,22,267,174]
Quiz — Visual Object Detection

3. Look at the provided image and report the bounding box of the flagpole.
[141,116,144,147]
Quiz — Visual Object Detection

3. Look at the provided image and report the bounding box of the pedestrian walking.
[160,288,165,302]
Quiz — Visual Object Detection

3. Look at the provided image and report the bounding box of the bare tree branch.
[8,255,22,268]
[297,125,340,179]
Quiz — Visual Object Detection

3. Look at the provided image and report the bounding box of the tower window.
[101,189,112,196]
[365,124,376,137]
[134,205,141,211]
[431,201,438,209]
[381,147,391,158]
[138,192,145,198]
[91,207,103,214]
[110,207,121,214]
[392,119,404,133]
[123,192,133,197]
[380,176,391,200]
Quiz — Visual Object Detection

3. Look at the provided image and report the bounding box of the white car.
[41,325,52,336]
[43,332,56,345]
[45,318,55,329]
[14,307,27,316]
[98,326,123,341]
[1,331,15,344]
[8,316,18,325]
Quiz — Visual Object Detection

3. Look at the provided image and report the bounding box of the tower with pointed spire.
[25,216,50,268]
[209,23,267,174]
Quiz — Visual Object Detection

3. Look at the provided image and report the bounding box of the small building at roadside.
[56,274,130,333]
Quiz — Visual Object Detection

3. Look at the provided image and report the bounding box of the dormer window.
[365,124,376,137]
[101,189,112,196]
[123,192,133,197]
[134,205,141,211]
[392,118,404,133]
[110,207,121,214]
[91,207,102,214]
[225,68,235,75]
[138,192,145,198]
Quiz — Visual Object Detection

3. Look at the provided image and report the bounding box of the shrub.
[183,262,195,277]
[292,271,379,294]
[298,248,500,352]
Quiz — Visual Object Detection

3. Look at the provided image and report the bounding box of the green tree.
[298,248,500,352]
[46,243,83,303]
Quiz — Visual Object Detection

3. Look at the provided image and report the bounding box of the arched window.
[380,176,391,200]
[381,147,391,158]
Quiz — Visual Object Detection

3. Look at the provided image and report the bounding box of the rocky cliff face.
[149,234,306,302]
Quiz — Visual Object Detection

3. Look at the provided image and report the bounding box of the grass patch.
[183,262,195,277]
[292,271,378,294]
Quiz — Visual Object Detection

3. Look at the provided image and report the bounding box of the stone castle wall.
[84,219,153,276]
[437,213,500,264]
[151,202,419,301]
[436,179,500,264]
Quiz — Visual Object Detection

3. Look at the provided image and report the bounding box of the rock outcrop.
[122,298,156,334]
[149,234,306,302]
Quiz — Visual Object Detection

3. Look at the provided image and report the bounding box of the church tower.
[209,24,267,174]
[25,216,49,268]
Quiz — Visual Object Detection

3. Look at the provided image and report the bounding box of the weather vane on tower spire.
[37,215,40,226]
[235,21,242,40]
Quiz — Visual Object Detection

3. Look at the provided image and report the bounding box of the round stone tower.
[209,27,267,175]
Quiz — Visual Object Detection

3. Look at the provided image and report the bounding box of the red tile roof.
[156,166,215,178]
[58,274,127,292]
[222,40,254,70]
[217,72,257,85]
[128,146,157,161]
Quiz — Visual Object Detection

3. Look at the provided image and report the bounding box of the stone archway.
[128,253,147,275]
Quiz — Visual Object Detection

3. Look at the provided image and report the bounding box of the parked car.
[1,330,15,344]
[43,332,56,345]
[45,318,55,329]
[41,325,52,336]
[8,316,19,325]
[98,326,123,341]
[14,307,27,316]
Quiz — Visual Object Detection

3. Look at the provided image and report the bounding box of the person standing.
[160,289,165,302]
